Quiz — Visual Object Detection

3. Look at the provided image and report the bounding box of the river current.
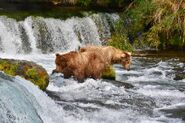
[0,53,184,123]
[0,14,184,123]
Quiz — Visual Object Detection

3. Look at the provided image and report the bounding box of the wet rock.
[103,79,134,89]
[0,58,49,90]
[174,73,185,81]
[158,104,185,120]
[102,65,116,80]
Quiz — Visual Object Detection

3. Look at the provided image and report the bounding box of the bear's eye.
[56,62,60,66]
[61,61,66,66]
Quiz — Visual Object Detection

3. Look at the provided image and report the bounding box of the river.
[0,14,185,123]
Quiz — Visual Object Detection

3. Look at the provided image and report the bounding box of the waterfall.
[0,72,66,123]
[0,13,119,54]
[0,16,22,54]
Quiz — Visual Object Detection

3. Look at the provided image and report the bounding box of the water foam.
[0,13,118,54]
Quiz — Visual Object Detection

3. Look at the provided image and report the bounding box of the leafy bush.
[118,0,185,50]
[77,0,92,6]
[108,33,133,51]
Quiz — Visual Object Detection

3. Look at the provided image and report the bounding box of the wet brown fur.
[54,51,107,81]
[80,45,132,70]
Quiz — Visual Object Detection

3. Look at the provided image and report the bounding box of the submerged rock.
[174,73,185,81]
[103,79,134,89]
[158,103,185,120]
[0,58,49,90]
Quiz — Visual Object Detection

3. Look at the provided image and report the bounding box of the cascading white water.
[1,56,185,123]
[0,13,118,54]
[90,13,117,42]
[1,12,184,123]
[22,17,40,53]
[0,16,22,54]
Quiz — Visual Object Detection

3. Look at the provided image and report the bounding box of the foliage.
[150,0,185,49]
[102,65,116,80]
[0,9,84,21]
[77,0,92,6]
[118,0,185,50]
[0,59,49,90]
[25,68,48,90]
[0,60,18,76]
[108,33,134,52]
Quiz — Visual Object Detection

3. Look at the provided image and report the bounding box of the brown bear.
[80,45,132,70]
[53,51,107,82]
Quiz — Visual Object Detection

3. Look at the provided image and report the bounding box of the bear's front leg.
[74,69,85,83]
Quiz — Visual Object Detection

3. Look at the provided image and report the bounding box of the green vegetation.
[1,0,184,50]
[0,0,132,7]
[77,0,92,6]
[0,60,18,76]
[25,68,48,90]
[77,0,132,7]
[0,8,84,21]
[102,65,116,80]
[0,0,132,20]
[114,0,185,50]
[108,33,133,51]
[0,59,49,90]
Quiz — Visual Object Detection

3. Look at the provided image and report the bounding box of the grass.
[0,8,85,21]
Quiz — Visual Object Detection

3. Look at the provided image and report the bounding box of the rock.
[174,73,185,80]
[103,79,134,89]
[0,58,49,90]
[158,104,185,120]
[102,65,116,80]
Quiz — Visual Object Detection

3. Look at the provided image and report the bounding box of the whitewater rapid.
[0,13,185,123]
[0,53,185,123]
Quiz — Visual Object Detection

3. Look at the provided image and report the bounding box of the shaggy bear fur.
[80,45,132,70]
[53,51,107,81]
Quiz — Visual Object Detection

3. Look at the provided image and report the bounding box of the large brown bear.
[53,51,107,81]
[80,45,132,70]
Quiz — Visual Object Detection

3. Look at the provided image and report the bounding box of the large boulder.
[0,59,49,90]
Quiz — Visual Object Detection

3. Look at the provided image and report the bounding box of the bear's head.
[53,53,67,73]
[114,51,131,70]
[52,51,78,74]
[121,52,132,70]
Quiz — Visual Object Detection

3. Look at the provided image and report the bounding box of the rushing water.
[0,53,184,123]
[0,14,185,123]
[0,13,118,54]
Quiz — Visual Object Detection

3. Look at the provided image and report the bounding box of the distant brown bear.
[80,45,132,70]
[53,51,107,81]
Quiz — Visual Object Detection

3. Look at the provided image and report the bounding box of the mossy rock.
[102,65,116,80]
[0,59,49,90]
[174,73,185,81]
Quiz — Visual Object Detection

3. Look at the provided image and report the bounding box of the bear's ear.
[125,52,131,57]
[56,53,60,57]
[121,53,126,58]
[121,52,131,58]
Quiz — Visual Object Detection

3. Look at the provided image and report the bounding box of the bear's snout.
[51,69,58,74]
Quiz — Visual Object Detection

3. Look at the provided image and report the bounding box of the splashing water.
[0,13,185,123]
[0,13,118,54]
[0,54,185,123]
